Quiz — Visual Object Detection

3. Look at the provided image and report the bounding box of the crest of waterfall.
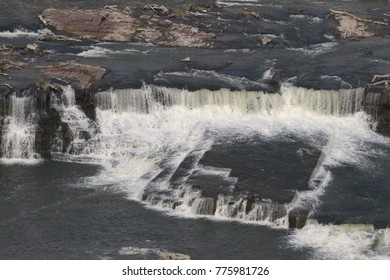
[96,83,365,116]
[0,95,40,163]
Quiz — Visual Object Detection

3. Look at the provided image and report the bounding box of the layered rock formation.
[40,6,215,48]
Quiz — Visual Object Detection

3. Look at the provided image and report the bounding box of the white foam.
[77,46,151,57]
[59,84,388,230]
[290,15,323,23]
[50,86,96,154]
[216,0,282,8]
[0,28,53,38]
[119,246,190,260]
[288,42,338,56]
[290,220,390,259]
[1,95,40,163]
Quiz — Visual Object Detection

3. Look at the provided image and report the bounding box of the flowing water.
[2,83,389,259]
[1,0,390,260]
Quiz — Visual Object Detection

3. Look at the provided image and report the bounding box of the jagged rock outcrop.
[39,6,215,48]
[329,9,388,39]
[365,74,390,135]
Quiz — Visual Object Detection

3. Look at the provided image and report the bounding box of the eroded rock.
[40,7,215,48]
[329,9,388,39]
[37,61,106,90]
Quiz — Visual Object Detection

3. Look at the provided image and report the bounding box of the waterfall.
[50,85,96,157]
[96,84,365,116]
[32,83,382,228]
[71,83,376,227]
[0,95,40,163]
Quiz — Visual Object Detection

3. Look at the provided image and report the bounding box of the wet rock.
[269,69,283,87]
[0,59,24,73]
[0,44,14,56]
[37,61,106,91]
[144,4,170,14]
[260,35,271,46]
[329,9,388,39]
[243,8,261,20]
[288,209,308,229]
[40,7,215,48]
[365,76,390,136]
[26,43,40,54]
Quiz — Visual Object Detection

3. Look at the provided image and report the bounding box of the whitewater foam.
[287,42,338,56]
[77,46,152,58]
[43,83,390,258]
[290,220,390,259]
[55,84,386,227]
[0,28,53,39]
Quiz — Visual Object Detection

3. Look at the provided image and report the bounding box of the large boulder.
[329,9,388,39]
[40,7,215,48]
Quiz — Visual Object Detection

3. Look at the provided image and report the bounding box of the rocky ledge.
[329,9,388,39]
[365,74,390,136]
[40,5,215,48]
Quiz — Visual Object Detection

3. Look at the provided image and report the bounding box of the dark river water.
[1,0,390,259]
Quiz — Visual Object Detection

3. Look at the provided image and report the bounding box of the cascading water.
[51,83,387,232]
[0,95,40,164]
[50,85,96,157]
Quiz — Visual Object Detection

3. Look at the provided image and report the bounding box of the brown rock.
[37,61,106,90]
[329,9,388,39]
[39,7,214,48]
[243,8,261,20]
[261,35,271,45]
[288,210,308,229]
[26,43,40,53]
[41,7,137,42]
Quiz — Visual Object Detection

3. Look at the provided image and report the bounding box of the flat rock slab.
[37,61,106,90]
[40,7,214,48]
[330,9,388,39]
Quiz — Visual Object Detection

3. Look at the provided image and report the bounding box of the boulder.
[40,7,215,48]
[260,35,271,46]
[36,61,106,91]
[329,9,388,39]
[26,43,40,54]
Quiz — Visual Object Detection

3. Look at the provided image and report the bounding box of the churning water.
[1,83,389,259]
